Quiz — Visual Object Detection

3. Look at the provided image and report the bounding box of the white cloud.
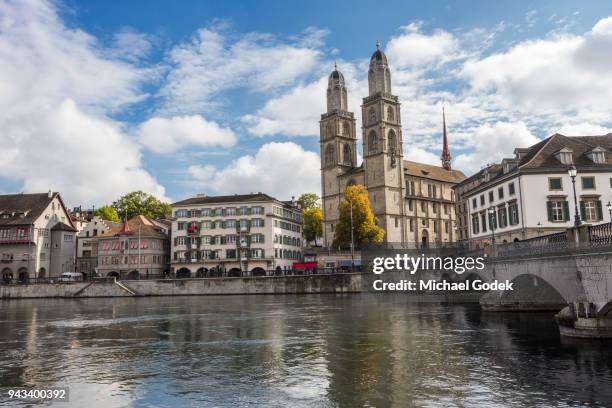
[159,26,323,115]
[461,17,612,114]
[556,122,612,136]
[186,142,320,199]
[0,0,166,205]
[138,115,236,153]
[386,24,459,68]
[454,121,540,174]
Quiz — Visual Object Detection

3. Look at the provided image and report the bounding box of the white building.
[170,193,303,276]
[0,191,76,281]
[458,134,612,245]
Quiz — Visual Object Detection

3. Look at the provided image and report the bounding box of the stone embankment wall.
[0,273,363,299]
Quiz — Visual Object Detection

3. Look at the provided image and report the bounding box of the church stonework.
[320,44,466,247]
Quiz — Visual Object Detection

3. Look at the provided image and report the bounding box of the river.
[1,295,611,407]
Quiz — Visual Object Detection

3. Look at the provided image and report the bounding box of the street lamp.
[537,222,542,237]
[607,201,612,222]
[488,206,496,251]
[568,165,581,226]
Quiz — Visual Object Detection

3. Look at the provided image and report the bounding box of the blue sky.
[2,0,612,208]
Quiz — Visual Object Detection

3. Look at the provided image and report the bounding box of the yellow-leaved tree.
[332,184,384,249]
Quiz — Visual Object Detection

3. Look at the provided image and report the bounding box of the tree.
[297,193,320,209]
[302,207,323,246]
[112,191,172,220]
[332,184,384,248]
[95,205,120,223]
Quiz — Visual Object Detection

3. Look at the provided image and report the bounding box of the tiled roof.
[51,222,77,232]
[520,133,612,169]
[0,192,57,226]
[403,160,466,183]
[172,193,278,206]
[105,215,168,239]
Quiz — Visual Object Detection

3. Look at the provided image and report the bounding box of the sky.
[2,0,612,208]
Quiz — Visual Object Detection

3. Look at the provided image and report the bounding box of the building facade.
[75,216,120,277]
[96,215,170,278]
[320,44,465,246]
[456,134,612,246]
[0,192,76,281]
[170,193,302,276]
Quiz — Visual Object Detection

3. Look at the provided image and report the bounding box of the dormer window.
[587,147,606,164]
[554,148,573,165]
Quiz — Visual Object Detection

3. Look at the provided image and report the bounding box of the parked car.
[58,272,83,282]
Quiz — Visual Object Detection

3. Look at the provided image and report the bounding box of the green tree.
[112,191,172,220]
[302,207,323,245]
[94,205,121,222]
[297,193,320,209]
[332,184,384,248]
[94,205,120,223]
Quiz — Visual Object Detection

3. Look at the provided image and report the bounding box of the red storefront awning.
[292,262,318,269]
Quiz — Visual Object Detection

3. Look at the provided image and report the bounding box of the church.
[320,43,466,247]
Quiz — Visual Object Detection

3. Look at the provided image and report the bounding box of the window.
[547,200,568,222]
[508,204,519,226]
[498,207,508,228]
[581,177,595,189]
[343,144,352,165]
[488,191,494,202]
[368,131,378,154]
[406,180,416,195]
[481,213,487,233]
[472,215,480,234]
[387,130,397,155]
[472,198,477,209]
[432,203,438,214]
[368,108,376,123]
[498,187,504,199]
[408,199,413,211]
[480,195,485,206]
[177,222,185,231]
[508,183,515,195]
[581,200,602,222]
[325,144,335,166]
[549,178,562,190]
[387,106,394,121]
[421,201,426,212]
[409,218,414,232]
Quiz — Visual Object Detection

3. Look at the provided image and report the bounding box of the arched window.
[388,129,397,154]
[325,144,335,166]
[343,122,350,137]
[368,108,376,124]
[368,131,379,154]
[387,106,394,121]
[343,144,351,165]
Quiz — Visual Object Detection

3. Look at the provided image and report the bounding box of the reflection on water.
[1,295,611,407]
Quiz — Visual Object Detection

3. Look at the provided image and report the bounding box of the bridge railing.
[588,222,612,246]
[495,231,569,258]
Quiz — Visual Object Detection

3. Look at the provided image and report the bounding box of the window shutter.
[563,201,570,222]
[596,200,603,221]
[580,201,586,221]
[546,202,553,222]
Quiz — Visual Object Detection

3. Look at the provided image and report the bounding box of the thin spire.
[334,61,338,71]
[375,40,380,50]
[441,105,452,171]
[119,211,132,235]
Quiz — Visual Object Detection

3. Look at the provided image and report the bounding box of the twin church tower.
[320,42,461,246]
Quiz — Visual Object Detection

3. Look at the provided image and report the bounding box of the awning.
[292,262,318,269]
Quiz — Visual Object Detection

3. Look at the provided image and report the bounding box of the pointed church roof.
[119,214,132,235]
[441,106,452,170]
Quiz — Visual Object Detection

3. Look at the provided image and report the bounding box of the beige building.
[170,193,302,276]
[75,216,120,277]
[320,44,465,246]
[0,192,76,281]
[96,215,171,278]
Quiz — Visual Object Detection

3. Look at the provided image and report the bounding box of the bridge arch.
[499,273,567,308]
[175,267,191,279]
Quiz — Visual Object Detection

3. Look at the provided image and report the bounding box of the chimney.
[47,190,53,198]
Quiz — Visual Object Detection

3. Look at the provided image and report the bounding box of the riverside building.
[455,133,612,246]
[170,193,303,276]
